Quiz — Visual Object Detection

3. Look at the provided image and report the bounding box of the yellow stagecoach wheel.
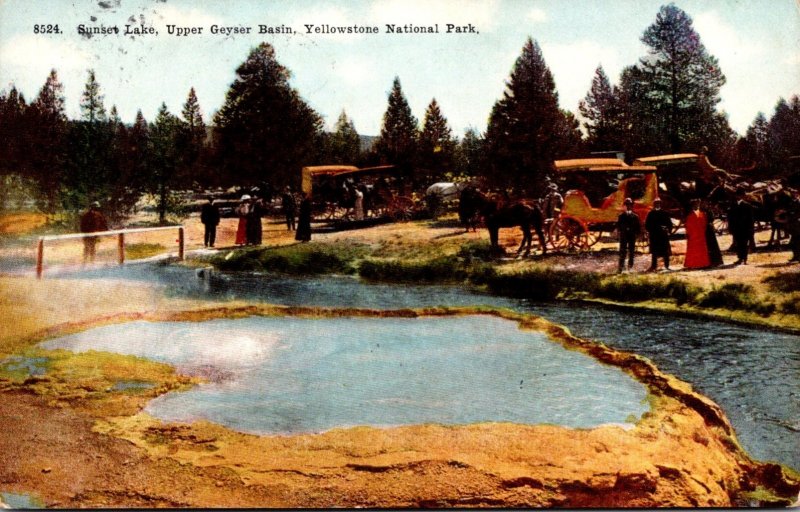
[550,216,587,252]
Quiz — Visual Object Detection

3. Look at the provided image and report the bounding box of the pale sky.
[1,0,798,137]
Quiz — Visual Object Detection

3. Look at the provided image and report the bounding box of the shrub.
[359,256,468,283]
[594,277,701,305]
[484,268,601,300]
[762,272,800,293]
[695,283,776,317]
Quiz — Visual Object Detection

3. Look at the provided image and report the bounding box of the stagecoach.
[549,158,659,251]
[300,165,416,223]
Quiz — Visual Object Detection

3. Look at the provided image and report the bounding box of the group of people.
[197,190,313,248]
[616,190,777,273]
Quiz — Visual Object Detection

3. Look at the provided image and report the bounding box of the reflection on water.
[61,264,800,470]
[41,315,649,434]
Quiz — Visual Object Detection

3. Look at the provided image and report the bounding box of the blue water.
[55,264,800,470]
[41,315,649,434]
[0,491,45,509]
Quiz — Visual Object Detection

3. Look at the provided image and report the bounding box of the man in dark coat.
[80,201,108,263]
[295,193,312,242]
[281,187,296,231]
[617,197,641,273]
[645,198,672,271]
[727,192,755,265]
[200,197,220,247]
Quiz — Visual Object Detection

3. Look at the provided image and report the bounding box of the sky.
[0,0,798,138]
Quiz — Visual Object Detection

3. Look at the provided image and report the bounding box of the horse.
[468,191,547,257]
[458,186,483,232]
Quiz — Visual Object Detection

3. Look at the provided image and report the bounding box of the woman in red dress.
[235,195,250,245]
[683,200,711,269]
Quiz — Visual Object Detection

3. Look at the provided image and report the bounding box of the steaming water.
[57,265,800,470]
[41,315,649,434]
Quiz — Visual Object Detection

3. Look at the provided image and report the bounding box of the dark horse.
[467,191,547,257]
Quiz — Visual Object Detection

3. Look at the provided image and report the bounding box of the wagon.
[633,153,738,233]
[549,158,659,251]
[300,165,415,223]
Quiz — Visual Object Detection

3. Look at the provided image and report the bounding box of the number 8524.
[34,24,61,34]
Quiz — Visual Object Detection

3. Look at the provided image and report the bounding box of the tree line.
[1,3,798,221]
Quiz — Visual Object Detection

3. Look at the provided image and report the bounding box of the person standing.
[684,199,711,269]
[235,195,250,246]
[295,193,312,242]
[617,198,641,272]
[542,183,564,221]
[645,198,672,271]
[246,195,264,245]
[727,192,755,265]
[281,187,296,231]
[79,201,108,264]
[354,184,365,221]
[200,197,220,248]
[703,204,724,267]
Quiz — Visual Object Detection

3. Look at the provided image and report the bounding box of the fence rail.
[36,225,184,278]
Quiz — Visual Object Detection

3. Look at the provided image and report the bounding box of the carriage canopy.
[301,165,396,196]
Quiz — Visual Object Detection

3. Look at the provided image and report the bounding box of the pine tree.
[150,103,182,223]
[417,98,456,183]
[80,69,107,123]
[454,128,485,178]
[29,70,68,212]
[374,77,418,179]
[579,66,625,154]
[179,87,207,183]
[484,38,576,192]
[735,112,769,176]
[767,96,800,177]
[214,43,323,188]
[632,3,726,153]
[327,110,361,164]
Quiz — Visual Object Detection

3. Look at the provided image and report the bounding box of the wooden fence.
[36,225,184,278]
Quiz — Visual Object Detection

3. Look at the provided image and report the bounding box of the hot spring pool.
[41,314,650,435]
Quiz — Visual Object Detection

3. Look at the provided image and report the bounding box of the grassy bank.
[204,240,800,332]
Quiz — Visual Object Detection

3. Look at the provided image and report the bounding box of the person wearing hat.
[79,201,108,264]
[542,182,563,221]
[235,194,251,246]
[645,197,673,271]
[727,188,755,265]
[616,197,641,272]
[200,197,221,248]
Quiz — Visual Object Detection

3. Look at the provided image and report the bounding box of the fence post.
[178,227,185,260]
[36,238,44,279]
[118,233,125,265]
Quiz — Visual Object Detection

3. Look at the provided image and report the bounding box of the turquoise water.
[0,491,45,509]
[41,315,649,435]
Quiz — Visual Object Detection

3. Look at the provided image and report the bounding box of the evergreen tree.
[80,69,107,123]
[214,43,323,189]
[417,98,456,183]
[326,110,361,164]
[0,87,29,176]
[63,70,116,213]
[631,3,726,153]
[179,87,207,184]
[454,127,485,178]
[373,77,418,180]
[735,112,769,176]
[767,96,800,177]
[29,70,68,213]
[579,66,626,154]
[149,103,183,223]
[484,38,576,192]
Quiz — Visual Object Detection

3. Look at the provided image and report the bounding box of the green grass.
[213,242,370,275]
[359,255,471,283]
[594,277,702,305]
[484,267,601,300]
[695,283,776,317]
